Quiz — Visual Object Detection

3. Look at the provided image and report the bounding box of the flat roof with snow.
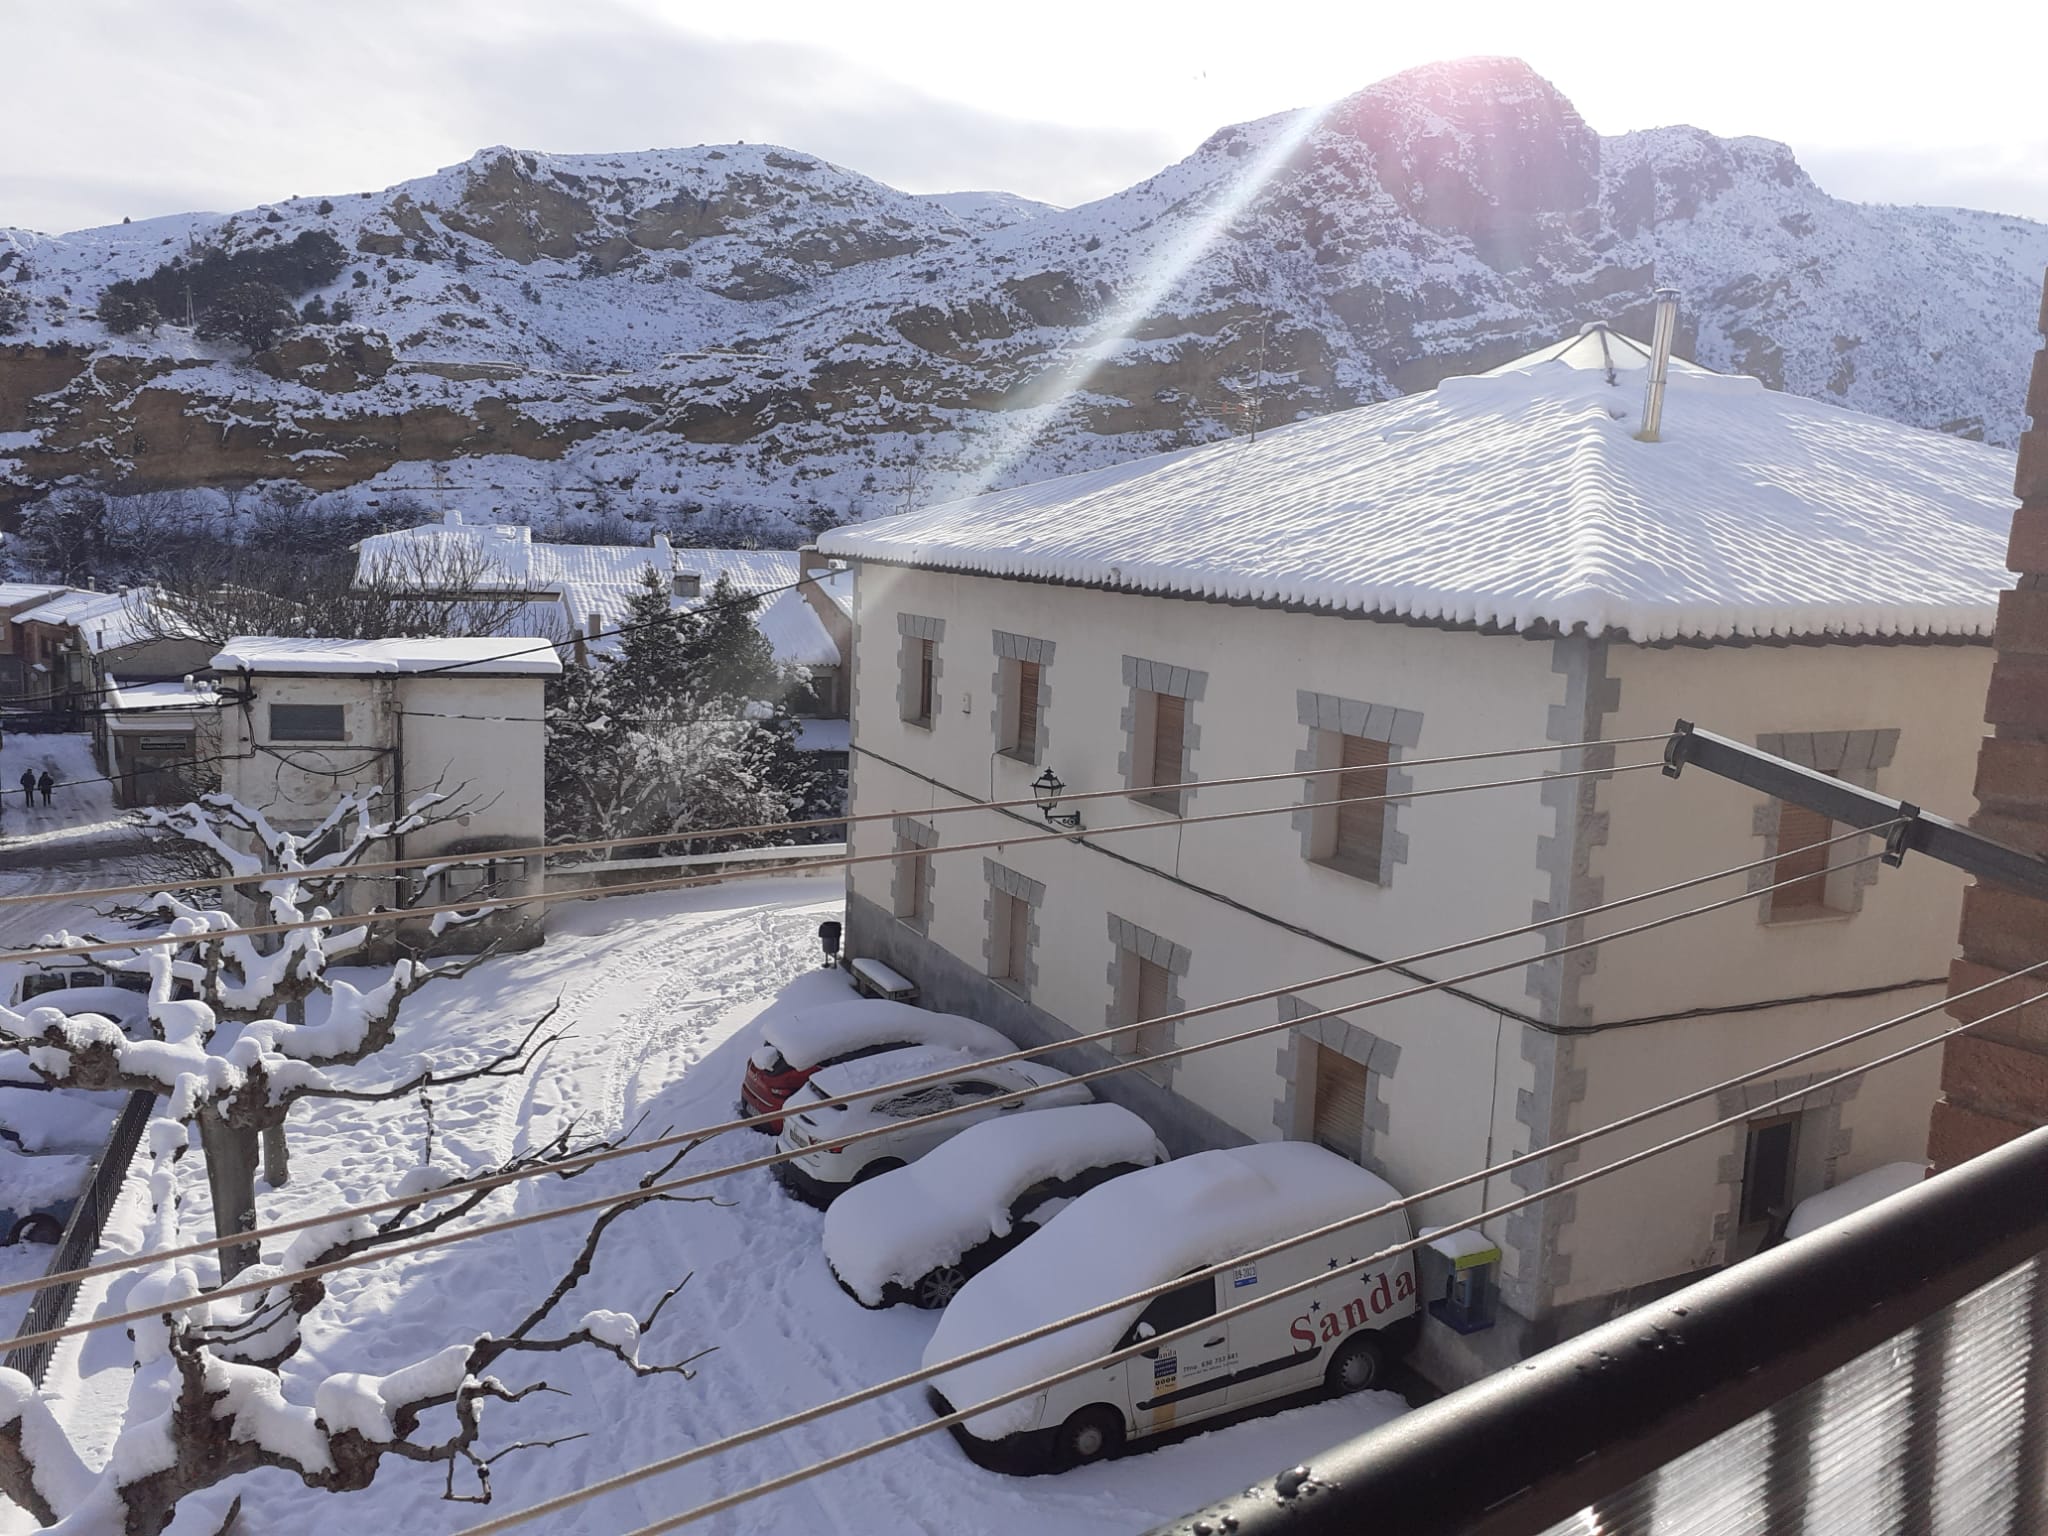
[211,637,561,676]
[819,327,2020,644]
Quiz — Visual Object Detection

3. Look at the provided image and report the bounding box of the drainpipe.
[1635,288,1680,443]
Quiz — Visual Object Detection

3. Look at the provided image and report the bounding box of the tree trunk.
[262,1122,289,1189]
[198,1114,260,1280]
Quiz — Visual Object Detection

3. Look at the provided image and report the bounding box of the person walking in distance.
[36,771,53,808]
[17,769,33,807]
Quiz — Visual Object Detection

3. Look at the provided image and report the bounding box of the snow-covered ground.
[20,877,1405,1533]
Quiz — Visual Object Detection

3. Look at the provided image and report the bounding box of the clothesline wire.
[0,759,1665,965]
[477,954,2047,1536]
[0,825,1903,1345]
[0,730,1672,911]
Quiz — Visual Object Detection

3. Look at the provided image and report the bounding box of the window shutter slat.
[1015,662,1040,753]
[1313,1046,1370,1163]
[1774,801,1834,909]
[1333,734,1390,870]
[1152,693,1185,791]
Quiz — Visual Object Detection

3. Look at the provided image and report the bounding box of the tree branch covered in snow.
[0,1125,719,1532]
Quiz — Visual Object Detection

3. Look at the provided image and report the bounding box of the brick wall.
[1930,270,2048,1171]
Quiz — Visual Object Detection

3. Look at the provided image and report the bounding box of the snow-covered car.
[740,996,1013,1133]
[923,1142,1420,1471]
[772,1048,1092,1208]
[823,1102,1168,1309]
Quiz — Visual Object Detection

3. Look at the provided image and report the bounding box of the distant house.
[212,637,560,948]
[0,583,66,695]
[817,323,2019,1390]
[352,517,855,745]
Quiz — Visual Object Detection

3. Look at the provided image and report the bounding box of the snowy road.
[28,877,1405,1535]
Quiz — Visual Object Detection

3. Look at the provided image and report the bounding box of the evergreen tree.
[96,285,162,335]
[604,567,699,718]
[195,280,298,353]
[681,574,778,709]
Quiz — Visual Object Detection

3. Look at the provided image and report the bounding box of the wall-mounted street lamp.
[1031,767,1083,831]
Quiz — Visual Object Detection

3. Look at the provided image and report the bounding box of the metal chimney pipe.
[1636,288,1680,442]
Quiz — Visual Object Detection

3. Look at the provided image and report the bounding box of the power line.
[0,759,1664,964]
[474,956,2048,1536]
[0,828,1896,1339]
[0,731,1670,912]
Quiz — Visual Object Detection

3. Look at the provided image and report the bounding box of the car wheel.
[850,1157,905,1185]
[1054,1404,1125,1468]
[9,1213,62,1246]
[913,1264,968,1309]
[1325,1332,1384,1396]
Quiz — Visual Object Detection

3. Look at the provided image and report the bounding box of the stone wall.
[1930,268,2048,1170]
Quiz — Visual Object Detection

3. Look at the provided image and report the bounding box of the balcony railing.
[1149,1124,2048,1536]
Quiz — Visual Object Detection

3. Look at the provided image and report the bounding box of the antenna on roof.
[1636,289,1680,443]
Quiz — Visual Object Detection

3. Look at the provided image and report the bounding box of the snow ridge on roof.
[819,342,2019,643]
[211,637,561,676]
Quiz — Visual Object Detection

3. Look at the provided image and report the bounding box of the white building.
[816,326,2019,1386]
[212,637,560,944]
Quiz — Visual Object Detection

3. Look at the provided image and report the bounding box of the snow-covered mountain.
[1,56,2041,536]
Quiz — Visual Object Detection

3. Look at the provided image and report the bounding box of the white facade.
[829,566,1988,1386]
[213,639,557,934]
[817,333,2018,1387]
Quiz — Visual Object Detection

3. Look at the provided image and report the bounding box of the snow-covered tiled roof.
[818,333,2021,643]
[0,583,66,612]
[212,637,562,676]
[13,588,128,629]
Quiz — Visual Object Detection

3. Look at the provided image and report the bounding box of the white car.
[823,1102,1167,1309]
[773,1048,1092,1207]
[741,992,1014,1133]
[923,1142,1420,1470]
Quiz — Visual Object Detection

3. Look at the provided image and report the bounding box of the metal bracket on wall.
[1663,719,2048,902]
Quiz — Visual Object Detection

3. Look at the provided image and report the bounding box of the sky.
[3,0,2044,235]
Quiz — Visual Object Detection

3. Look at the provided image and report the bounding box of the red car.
[740,998,1014,1133]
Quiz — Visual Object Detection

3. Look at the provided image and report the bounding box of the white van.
[923,1141,1419,1470]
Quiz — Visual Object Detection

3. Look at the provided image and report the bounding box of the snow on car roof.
[823,1103,1165,1305]
[820,334,2018,644]
[759,999,1011,1072]
[924,1142,1405,1438]
[798,1045,997,1104]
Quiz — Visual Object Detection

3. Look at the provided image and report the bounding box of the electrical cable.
[472,955,2048,1536]
[0,759,1665,964]
[0,730,1669,912]
[0,828,1899,1338]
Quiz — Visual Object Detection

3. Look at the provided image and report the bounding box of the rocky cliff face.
[2,57,2042,533]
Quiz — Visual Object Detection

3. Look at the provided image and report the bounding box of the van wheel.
[1054,1405,1125,1468]
[1326,1333,1384,1395]
[913,1264,967,1309]
[851,1158,904,1185]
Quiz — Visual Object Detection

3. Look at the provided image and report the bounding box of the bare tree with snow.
[0,789,717,1533]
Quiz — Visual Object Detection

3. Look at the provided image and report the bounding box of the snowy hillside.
[1,56,2042,540]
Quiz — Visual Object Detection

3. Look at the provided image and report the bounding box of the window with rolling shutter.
[1771,774,1842,918]
[1132,955,1173,1061]
[915,638,936,723]
[1144,692,1186,808]
[1312,1044,1370,1164]
[1332,733,1390,873]
[1013,661,1041,758]
[990,888,1031,988]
